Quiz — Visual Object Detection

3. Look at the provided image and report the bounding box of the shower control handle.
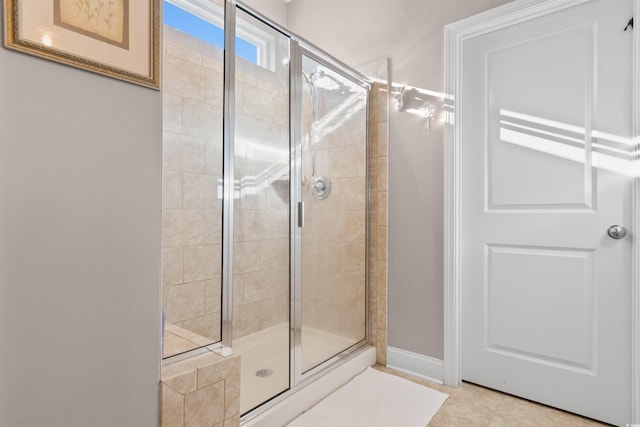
[607,225,627,240]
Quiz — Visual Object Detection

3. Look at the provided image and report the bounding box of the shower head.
[307,68,353,94]
[309,69,325,82]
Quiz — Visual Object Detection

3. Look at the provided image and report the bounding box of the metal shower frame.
[218,0,374,420]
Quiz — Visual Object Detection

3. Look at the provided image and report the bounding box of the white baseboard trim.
[386,346,444,385]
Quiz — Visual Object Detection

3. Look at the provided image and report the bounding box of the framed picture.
[3,0,160,89]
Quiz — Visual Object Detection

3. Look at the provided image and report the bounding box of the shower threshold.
[233,322,371,419]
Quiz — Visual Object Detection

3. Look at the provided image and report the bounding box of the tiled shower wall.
[370,80,389,365]
[161,40,388,423]
[162,26,224,343]
[232,56,290,340]
[300,87,368,341]
[162,19,389,361]
[359,59,390,365]
[162,24,290,345]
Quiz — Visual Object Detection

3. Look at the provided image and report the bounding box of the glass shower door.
[299,55,368,373]
[230,8,291,414]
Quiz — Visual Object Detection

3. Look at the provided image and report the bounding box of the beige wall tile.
[235,67,258,87]
[161,383,184,427]
[163,94,183,134]
[239,209,289,242]
[163,132,205,174]
[258,239,289,270]
[376,295,387,332]
[184,245,221,283]
[183,173,218,210]
[162,32,227,340]
[205,69,224,107]
[205,279,221,314]
[182,313,220,342]
[162,247,184,287]
[258,295,289,329]
[202,51,224,73]
[377,123,389,157]
[233,301,260,338]
[196,354,239,389]
[166,40,203,66]
[242,84,283,123]
[183,99,222,140]
[242,269,288,305]
[233,241,262,274]
[223,358,241,418]
[164,330,200,358]
[163,368,197,395]
[196,359,226,389]
[356,143,367,177]
[163,210,206,248]
[377,226,387,262]
[232,273,244,307]
[369,322,377,346]
[376,157,388,193]
[164,281,206,323]
[304,241,365,276]
[368,113,379,142]
[163,171,183,209]
[205,140,223,175]
[376,261,387,297]
[377,91,388,121]
[376,327,387,365]
[306,209,365,243]
[316,145,360,179]
[184,382,225,427]
[340,177,367,211]
[206,210,222,245]
[368,155,378,178]
[238,190,266,211]
[377,192,388,227]
[164,54,206,102]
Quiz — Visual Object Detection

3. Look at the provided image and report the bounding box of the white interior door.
[460,0,634,425]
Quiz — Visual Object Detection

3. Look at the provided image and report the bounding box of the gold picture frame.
[3,0,160,89]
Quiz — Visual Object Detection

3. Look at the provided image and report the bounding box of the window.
[164,0,275,69]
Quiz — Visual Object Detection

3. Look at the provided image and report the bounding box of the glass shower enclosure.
[161,0,370,418]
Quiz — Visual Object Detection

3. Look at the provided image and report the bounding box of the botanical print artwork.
[54,0,130,49]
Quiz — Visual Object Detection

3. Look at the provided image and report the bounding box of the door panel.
[231,7,291,415]
[486,245,595,371]
[487,27,594,210]
[461,0,633,424]
[299,54,368,373]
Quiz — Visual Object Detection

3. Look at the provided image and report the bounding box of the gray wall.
[286,0,511,359]
[0,17,162,427]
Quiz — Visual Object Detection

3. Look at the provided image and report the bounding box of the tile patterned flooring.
[375,366,612,427]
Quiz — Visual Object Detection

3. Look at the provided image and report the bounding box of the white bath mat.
[288,367,448,427]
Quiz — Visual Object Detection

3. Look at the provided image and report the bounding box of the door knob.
[607,225,627,239]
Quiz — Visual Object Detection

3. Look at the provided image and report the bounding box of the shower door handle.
[298,202,305,228]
